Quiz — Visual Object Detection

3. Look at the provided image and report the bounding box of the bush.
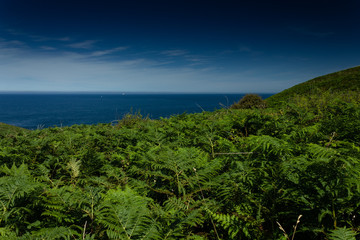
[230,94,267,109]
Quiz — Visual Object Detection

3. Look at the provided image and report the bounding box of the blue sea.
[0,93,273,129]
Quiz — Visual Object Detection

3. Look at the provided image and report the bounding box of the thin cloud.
[185,55,211,66]
[40,46,57,51]
[221,46,262,56]
[90,46,128,57]
[67,40,98,49]
[0,38,26,47]
[159,49,211,66]
[57,37,71,42]
[161,49,188,56]
[6,29,71,42]
[30,35,71,42]
[5,28,25,36]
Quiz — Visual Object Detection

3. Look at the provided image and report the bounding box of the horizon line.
[0,90,276,95]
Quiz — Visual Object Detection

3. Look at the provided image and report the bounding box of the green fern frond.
[0,163,40,227]
[207,204,263,240]
[328,227,357,240]
[160,208,204,239]
[0,227,16,237]
[97,186,160,239]
[31,226,78,239]
[307,143,337,159]
[67,158,81,179]
[41,185,83,224]
[248,135,292,157]
[164,197,190,212]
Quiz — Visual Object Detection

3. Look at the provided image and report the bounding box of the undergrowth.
[0,94,359,239]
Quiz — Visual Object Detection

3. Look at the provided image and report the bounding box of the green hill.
[266,66,360,106]
[0,122,29,136]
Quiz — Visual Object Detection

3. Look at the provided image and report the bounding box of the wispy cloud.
[40,46,57,51]
[67,40,98,49]
[31,36,72,42]
[220,46,262,56]
[159,49,212,67]
[6,29,71,42]
[0,38,29,58]
[89,46,128,57]
[57,37,71,42]
[186,57,207,66]
[161,49,188,56]
[0,38,26,47]
[184,55,212,66]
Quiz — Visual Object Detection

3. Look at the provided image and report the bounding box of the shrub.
[230,94,267,109]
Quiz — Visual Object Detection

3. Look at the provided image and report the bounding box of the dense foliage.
[230,94,267,109]
[0,92,359,239]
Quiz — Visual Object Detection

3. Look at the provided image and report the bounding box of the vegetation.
[266,65,360,106]
[0,123,29,137]
[0,67,359,239]
[230,94,267,109]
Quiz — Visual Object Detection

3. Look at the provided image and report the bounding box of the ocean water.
[0,93,273,129]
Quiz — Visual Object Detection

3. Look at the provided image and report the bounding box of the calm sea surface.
[0,93,273,129]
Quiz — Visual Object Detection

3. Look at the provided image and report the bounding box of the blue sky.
[0,0,359,93]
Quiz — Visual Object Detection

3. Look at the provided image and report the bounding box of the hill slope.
[266,66,360,105]
[0,122,29,136]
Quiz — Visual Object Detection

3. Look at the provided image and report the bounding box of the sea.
[0,93,273,129]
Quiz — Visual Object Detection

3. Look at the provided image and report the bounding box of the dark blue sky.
[0,0,359,93]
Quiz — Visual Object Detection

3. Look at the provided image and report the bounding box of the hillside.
[266,66,360,106]
[0,122,29,136]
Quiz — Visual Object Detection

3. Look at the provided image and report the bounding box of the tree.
[230,94,267,109]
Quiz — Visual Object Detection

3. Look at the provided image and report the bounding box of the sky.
[0,0,359,93]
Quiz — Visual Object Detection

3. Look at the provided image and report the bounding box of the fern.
[307,143,337,159]
[0,226,16,237]
[0,163,41,233]
[67,158,81,180]
[130,146,221,201]
[328,227,357,240]
[159,207,204,239]
[30,226,77,239]
[248,135,292,157]
[208,204,263,239]
[41,185,84,225]
[97,186,160,239]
